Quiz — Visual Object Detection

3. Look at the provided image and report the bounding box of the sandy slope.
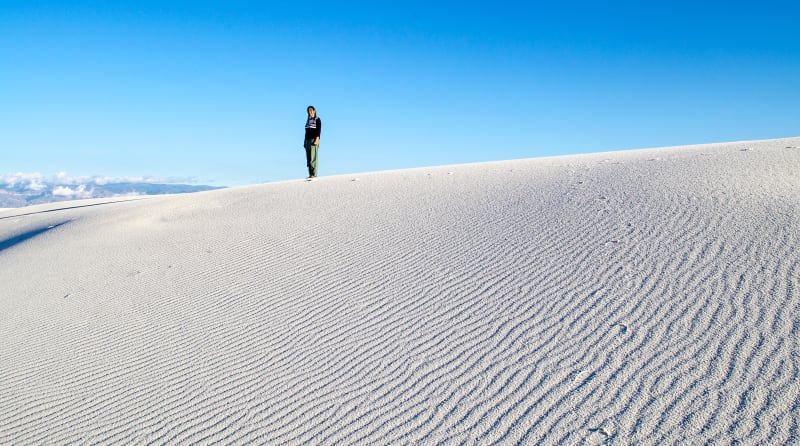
[1,138,798,445]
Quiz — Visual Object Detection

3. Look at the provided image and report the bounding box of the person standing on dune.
[304,106,322,179]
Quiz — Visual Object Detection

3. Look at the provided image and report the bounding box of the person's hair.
[307,106,316,113]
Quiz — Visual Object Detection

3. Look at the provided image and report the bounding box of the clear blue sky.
[2,1,798,186]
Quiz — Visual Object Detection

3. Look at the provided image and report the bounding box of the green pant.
[304,138,319,177]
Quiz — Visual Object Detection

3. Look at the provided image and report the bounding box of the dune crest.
[1,138,799,444]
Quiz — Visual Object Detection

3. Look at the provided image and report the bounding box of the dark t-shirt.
[305,116,321,140]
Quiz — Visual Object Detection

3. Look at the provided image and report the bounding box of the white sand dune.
[1,138,799,444]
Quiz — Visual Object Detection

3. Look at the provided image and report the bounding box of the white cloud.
[1,172,47,191]
[52,184,93,198]
[28,180,47,192]
[2,172,203,187]
[50,186,73,196]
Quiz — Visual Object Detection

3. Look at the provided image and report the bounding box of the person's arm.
[315,118,321,145]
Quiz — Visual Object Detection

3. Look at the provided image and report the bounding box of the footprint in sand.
[589,427,611,436]
[587,426,613,444]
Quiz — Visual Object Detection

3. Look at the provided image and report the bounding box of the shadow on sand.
[0,221,70,253]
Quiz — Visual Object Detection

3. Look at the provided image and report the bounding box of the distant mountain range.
[0,177,223,208]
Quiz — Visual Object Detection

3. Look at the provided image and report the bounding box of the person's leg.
[304,139,314,177]
[309,142,319,177]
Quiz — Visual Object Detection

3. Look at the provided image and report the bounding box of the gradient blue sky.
[2,1,798,186]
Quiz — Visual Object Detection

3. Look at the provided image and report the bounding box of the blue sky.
[2,1,798,186]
